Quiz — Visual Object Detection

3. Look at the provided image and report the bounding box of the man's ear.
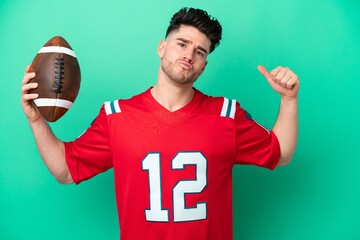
[157,40,167,58]
[201,61,208,73]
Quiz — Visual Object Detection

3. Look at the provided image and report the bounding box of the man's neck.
[151,81,195,112]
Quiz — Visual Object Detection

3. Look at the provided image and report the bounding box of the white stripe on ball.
[38,46,76,58]
[34,98,73,109]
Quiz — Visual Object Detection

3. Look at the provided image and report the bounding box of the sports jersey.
[64,88,280,240]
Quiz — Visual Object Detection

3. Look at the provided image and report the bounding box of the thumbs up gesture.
[257,65,300,99]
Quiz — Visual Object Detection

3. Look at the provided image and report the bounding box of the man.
[21,7,299,240]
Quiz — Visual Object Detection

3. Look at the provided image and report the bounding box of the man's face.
[158,25,211,85]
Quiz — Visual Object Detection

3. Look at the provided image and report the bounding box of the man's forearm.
[272,97,298,166]
[29,117,73,184]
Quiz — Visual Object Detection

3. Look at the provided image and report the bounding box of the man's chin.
[162,65,198,85]
[172,77,197,85]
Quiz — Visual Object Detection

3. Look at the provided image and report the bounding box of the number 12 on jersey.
[142,152,208,222]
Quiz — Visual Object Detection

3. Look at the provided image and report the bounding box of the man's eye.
[178,42,185,47]
[196,51,204,57]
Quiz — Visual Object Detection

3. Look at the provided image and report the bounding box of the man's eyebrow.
[176,37,208,54]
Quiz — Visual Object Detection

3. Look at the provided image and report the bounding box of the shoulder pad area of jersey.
[104,100,122,115]
[220,97,236,119]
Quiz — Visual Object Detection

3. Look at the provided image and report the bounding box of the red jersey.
[64,88,280,240]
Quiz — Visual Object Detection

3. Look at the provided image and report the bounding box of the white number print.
[142,152,208,222]
[142,153,169,222]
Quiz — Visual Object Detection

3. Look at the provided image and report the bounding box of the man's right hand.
[21,65,43,122]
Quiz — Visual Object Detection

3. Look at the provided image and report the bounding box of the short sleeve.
[235,102,280,170]
[64,106,113,184]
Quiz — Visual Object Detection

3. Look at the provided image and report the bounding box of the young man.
[21,7,299,240]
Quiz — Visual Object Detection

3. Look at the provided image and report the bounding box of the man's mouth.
[177,60,192,70]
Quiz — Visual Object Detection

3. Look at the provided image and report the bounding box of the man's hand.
[257,65,299,100]
[21,65,42,122]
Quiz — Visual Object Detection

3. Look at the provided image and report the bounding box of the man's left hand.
[257,65,300,99]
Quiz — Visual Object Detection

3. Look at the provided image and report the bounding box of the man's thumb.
[257,65,270,77]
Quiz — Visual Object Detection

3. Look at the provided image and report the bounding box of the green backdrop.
[1,0,359,239]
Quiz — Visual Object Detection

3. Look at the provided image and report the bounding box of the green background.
[1,0,359,239]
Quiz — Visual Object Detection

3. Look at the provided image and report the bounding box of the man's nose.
[183,48,194,63]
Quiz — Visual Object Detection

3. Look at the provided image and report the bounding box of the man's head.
[165,7,222,54]
[157,8,222,86]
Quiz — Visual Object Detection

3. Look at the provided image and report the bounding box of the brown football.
[29,36,81,122]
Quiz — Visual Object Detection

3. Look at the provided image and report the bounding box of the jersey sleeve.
[234,102,280,170]
[64,106,113,184]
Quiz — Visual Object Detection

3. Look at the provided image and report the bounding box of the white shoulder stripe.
[229,99,236,119]
[220,97,229,117]
[114,100,121,113]
[104,100,121,115]
[220,97,236,119]
[104,102,111,115]
[38,46,77,58]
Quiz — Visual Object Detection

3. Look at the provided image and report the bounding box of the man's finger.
[22,82,38,93]
[257,65,272,80]
[270,66,282,76]
[22,72,36,84]
[285,76,298,89]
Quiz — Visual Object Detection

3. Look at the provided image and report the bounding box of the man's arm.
[21,65,74,184]
[257,65,299,166]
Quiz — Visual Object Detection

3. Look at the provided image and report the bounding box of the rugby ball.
[29,36,81,122]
